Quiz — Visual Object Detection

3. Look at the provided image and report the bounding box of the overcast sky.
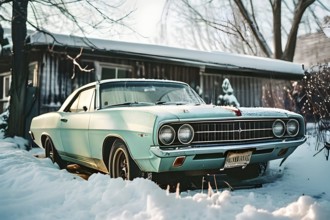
[0,0,167,44]
[114,0,330,47]
[1,0,328,48]
[129,0,166,41]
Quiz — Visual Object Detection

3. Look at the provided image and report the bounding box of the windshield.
[100,81,204,108]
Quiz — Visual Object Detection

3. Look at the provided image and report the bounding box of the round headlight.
[178,124,194,144]
[286,119,299,137]
[159,125,175,145]
[273,120,285,137]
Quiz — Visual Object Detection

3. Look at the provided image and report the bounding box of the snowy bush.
[301,63,330,160]
[302,63,330,120]
[0,109,30,150]
[0,109,9,139]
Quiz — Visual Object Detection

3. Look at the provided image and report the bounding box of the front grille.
[192,120,275,144]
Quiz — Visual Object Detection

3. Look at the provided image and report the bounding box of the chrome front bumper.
[151,137,306,158]
[147,137,307,172]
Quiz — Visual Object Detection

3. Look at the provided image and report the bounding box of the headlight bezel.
[272,119,286,138]
[286,119,300,137]
[178,124,194,144]
[158,125,176,145]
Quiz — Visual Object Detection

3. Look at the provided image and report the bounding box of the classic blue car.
[30,79,306,182]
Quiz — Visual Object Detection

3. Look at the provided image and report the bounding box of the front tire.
[109,139,141,180]
[44,137,66,169]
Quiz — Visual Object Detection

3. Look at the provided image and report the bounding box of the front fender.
[89,109,157,160]
[30,112,64,151]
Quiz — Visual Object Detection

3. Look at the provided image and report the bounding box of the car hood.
[112,104,238,121]
[100,105,299,125]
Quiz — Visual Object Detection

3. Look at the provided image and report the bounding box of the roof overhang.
[26,31,305,80]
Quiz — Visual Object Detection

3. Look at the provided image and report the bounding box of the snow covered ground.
[0,125,329,220]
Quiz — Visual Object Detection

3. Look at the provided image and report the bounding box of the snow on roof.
[26,31,304,78]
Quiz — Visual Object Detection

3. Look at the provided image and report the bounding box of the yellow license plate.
[224,150,252,169]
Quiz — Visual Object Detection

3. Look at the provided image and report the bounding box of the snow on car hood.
[239,107,295,117]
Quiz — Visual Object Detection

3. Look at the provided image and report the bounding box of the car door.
[59,86,96,167]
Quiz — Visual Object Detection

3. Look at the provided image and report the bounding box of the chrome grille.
[192,120,274,144]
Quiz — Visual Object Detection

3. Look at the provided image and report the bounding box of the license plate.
[224,150,252,169]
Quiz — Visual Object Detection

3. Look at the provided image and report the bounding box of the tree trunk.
[234,0,273,58]
[282,0,315,61]
[272,0,283,59]
[8,0,29,137]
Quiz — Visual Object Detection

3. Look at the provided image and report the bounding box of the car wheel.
[44,137,66,169]
[109,139,141,180]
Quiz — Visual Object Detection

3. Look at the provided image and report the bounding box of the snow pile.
[0,136,29,150]
[0,129,330,219]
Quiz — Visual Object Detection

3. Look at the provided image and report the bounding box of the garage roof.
[26,31,305,79]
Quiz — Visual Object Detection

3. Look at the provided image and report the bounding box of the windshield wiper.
[155,101,189,105]
[107,102,154,108]
[155,101,167,105]
[107,102,139,108]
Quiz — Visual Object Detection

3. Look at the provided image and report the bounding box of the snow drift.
[0,126,329,220]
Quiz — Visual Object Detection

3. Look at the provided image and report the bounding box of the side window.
[3,75,11,99]
[101,66,130,79]
[96,62,132,80]
[69,97,79,112]
[69,88,95,113]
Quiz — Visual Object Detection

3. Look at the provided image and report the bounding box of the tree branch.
[0,14,11,22]
[0,0,12,6]
[228,14,256,54]
[233,0,273,57]
[308,7,322,31]
[183,0,237,36]
[282,0,315,61]
[316,0,330,12]
[67,48,94,79]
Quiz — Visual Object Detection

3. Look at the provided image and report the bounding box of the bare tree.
[161,0,329,61]
[10,0,29,138]
[0,0,133,137]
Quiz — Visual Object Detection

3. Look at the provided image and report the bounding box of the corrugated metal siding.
[38,53,293,112]
[201,73,292,108]
[38,54,200,114]
[132,61,200,87]
[40,54,95,113]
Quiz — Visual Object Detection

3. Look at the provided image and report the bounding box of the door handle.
[60,118,68,122]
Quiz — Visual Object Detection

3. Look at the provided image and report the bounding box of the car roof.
[80,78,188,89]
[58,79,190,112]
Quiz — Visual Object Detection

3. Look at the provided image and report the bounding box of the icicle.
[175,183,180,198]
[213,175,218,193]
[166,185,170,196]
[223,181,234,191]
[201,176,205,194]
[208,182,214,198]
